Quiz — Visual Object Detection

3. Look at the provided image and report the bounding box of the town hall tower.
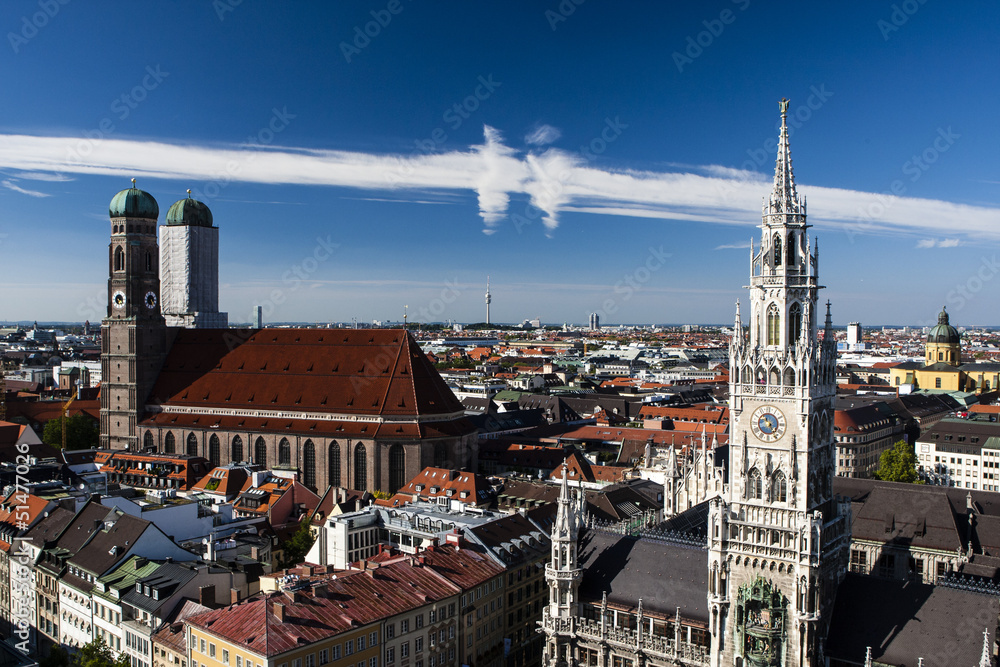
[707,99,849,666]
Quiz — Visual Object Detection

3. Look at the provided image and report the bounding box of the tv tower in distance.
[485,276,492,325]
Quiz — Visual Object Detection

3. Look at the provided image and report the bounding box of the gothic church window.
[143,431,154,451]
[788,302,802,343]
[208,435,220,467]
[389,444,406,493]
[766,304,780,346]
[254,437,267,466]
[329,441,341,486]
[164,432,175,454]
[772,471,787,502]
[303,440,316,489]
[748,468,762,500]
[278,438,291,465]
[114,247,124,272]
[186,432,198,457]
[231,436,243,463]
[354,443,367,490]
[773,233,782,267]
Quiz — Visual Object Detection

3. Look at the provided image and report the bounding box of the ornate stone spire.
[980,627,991,667]
[769,97,802,215]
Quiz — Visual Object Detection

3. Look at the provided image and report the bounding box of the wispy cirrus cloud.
[2,179,49,197]
[715,241,752,250]
[525,124,561,146]
[0,127,998,243]
[916,238,961,248]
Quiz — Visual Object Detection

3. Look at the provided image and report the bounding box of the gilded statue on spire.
[779,97,789,114]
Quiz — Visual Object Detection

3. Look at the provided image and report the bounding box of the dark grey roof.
[577,529,708,622]
[120,562,198,613]
[826,574,997,666]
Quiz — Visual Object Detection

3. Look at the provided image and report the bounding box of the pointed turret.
[769,97,802,216]
[979,627,991,667]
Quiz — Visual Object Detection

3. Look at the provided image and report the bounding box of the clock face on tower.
[145,291,157,309]
[751,405,786,443]
[113,290,126,309]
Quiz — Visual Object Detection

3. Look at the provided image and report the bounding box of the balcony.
[540,610,709,666]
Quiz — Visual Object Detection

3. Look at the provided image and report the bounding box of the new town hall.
[541,101,882,666]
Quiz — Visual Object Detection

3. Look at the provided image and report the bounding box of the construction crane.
[61,391,76,449]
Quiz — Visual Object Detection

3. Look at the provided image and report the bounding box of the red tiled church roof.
[146,329,464,419]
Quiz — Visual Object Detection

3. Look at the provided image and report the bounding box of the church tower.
[707,100,849,666]
[545,464,583,667]
[100,180,168,450]
[159,191,228,328]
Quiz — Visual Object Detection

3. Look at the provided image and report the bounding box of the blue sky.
[1,1,998,327]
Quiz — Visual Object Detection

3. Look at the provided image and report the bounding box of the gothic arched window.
[164,432,175,454]
[303,440,316,489]
[389,444,406,493]
[254,437,267,466]
[114,246,125,272]
[186,432,198,457]
[772,233,782,267]
[143,431,154,451]
[766,303,780,346]
[354,443,367,490]
[278,438,291,466]
[748,468,763,500]
[208,435,220,467]
[433,442,448,468]
[788,302,802,343]
[772,471,787,503]
[145,251,152,272]
[783,367,796,387]
[231,436,243,463]
[786,232,796,265]
[329,442,341,486]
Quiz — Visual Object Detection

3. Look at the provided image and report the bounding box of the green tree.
[42,413,99,450]
[873,440,923,484]
[40,646,69,667]
[279,514,317,568]
[74,639,130,667]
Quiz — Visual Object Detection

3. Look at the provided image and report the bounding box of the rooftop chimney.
[274,602,285,623]
[230,588,240,605]
[198,584,217,608]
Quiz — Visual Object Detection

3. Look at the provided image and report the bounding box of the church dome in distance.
[109,179,159,219]
[927,306,960,344]
[166,190,214,227]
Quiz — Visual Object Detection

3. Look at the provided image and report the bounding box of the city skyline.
[1,2,998,326]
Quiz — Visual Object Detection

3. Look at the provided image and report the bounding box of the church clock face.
[144,291,157,309]
[751,405,786,443]
[113,290,126,309]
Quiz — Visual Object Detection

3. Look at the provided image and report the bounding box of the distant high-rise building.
[846,321,862,346]
[159,190,228,329]
[485,276,492,325]
[589,313,600,330]
[253,305,263,328]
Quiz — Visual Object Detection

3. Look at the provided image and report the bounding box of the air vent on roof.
[294,336,300,342]
[318,336,323,342]
[295,396,302,404]
[203,392,210,400]
[372,399,379,406]
[225,393,232,402]
[181,392,188,399]
[346,397,353,406]
[238,362,245,370]
[283,363,290,371]
[369,336,375,343]
[320,396,327,405]
[358,363,365,373]
[332,364,339,372]
[248,394,254,403]
[398,399,406,407]
[260,362,268,371]
[400,367,408,375]
[272,336,278,342]
[271,395,279,403]
[307,364,313,372]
